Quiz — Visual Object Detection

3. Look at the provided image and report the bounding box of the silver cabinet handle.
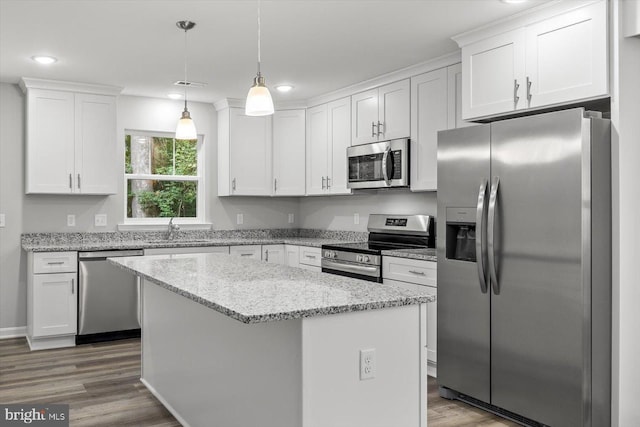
[240,253,253,257]
[71,278,75,294]
[47,261,65,265]
[487,177,500,295]
[526,76,532,106]
[371,121,376,138]
[77,174,81,189]
[476,180,489,294]
[381,146,391,185]
[274,179,277,193]
[306,255,317,259]
[408,270,425,276]
[513,79,520,109]
[377,120,383,136]
[326,176,331,189]
[265,249,269,262]
[232,178,236,191]
[321,176,326,190]
[69,173,72,189]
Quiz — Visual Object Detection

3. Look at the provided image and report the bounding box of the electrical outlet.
[288,213,294,224]
[94,214,107,227]
[0,213,5,228]
[360,348,376,380]
[67,214,76,227]
[353,213,360,225]
[236,213,244,225]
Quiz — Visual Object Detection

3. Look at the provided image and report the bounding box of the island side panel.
[301,304,424,427]
[140,279,303,427]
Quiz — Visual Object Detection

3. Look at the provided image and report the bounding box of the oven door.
[321,258,382,283]
[347,138,409,189]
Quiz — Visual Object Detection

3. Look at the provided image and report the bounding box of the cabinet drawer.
[229,245,262,260]
[299,247,321,267]
[382,256,436,286]
[33,252,77,274]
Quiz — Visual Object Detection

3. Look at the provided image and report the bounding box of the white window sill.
[117,222,213,232]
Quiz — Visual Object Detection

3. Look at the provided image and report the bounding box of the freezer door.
[436,124,491,402]
[489,108,588,426]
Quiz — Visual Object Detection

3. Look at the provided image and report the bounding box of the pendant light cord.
[257,0,261,76]
[184,27,188,111]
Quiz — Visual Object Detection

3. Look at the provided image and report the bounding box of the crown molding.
[19,77,123,96]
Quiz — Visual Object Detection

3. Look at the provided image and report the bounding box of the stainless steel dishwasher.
[77,249,144,343]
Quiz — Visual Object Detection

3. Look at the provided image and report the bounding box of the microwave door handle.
[382,147,391,185]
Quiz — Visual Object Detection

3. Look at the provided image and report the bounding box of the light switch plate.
[353,213,360,225]
[288,213,294,224]
[67,214,76,227]
[0,213,5,228]
[95,214,107,227]
[236,213,243,225]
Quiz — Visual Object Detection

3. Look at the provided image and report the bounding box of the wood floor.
[0,337,517,426]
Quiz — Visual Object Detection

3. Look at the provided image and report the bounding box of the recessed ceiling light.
[32,56,57,65]
[500,0,528,4]
[276,85,293,93]
[167,93,183,100]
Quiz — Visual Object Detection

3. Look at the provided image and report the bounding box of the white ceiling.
[0,0,550,104]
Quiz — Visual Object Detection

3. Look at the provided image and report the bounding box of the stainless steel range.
[321,214,435,282]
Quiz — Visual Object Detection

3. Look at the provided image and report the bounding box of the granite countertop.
[109,253,436,324]
[381,248,437,262]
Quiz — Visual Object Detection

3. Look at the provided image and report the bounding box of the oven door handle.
[382,146,392,186]
[322,259,380,276]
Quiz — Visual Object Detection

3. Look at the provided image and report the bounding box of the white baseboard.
[0,326,26,339]
[141,378,192,427]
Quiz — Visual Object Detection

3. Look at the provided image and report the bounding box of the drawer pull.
[240,253,253,257]
[409,270,425,276]
[47,261,65,265]
[305,255,317,259]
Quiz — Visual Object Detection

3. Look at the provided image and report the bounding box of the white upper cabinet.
[447,63,473,130]
[524,1,607,109]
[352,79,410,145]
[457,0,608,120]
[218,107,272,196]
[273,109,306,196]
[20,79,120,195]
[410,68,448,192]
[306,97,352,196]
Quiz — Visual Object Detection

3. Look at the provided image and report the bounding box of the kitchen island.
[110,253,434,427]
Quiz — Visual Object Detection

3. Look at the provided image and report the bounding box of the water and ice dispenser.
[445,207,477,262]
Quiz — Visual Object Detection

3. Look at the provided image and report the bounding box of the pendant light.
[175,20,198,140]
[245,0,274,116]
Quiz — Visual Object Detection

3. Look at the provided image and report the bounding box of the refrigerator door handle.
[488,176,500,294]
[476,179,489,293]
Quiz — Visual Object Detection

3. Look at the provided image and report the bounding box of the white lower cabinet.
[27,251,78,350]
[262,244,285,264]
[298,246,322,272]
[285,245,300,268]
[144,246,230,255]
[382,256,437,377]
[229,245,262,260]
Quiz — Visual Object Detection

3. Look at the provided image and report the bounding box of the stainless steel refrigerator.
[436,108,611,427]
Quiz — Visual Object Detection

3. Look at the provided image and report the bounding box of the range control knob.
[325,250,336,259]
[363,255,370,263]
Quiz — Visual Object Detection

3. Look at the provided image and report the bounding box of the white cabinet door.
[462,28,526,120]
[447,63,473,130]
[273,110,306,196]
[285,245,300,268]
[229,108,272,196]
[230,245,262,260]
[306,104,329,195]
[263,244,285,264]
[74,93,117,194]
[25,89,75,194]
[525,0,607,108]
[351,88,379,145]
[32,272,77,337]
[378,79,410,141]
[327,97,351,195]
[410,68,448,192]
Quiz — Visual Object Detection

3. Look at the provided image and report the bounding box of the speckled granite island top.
[109,253,435,324]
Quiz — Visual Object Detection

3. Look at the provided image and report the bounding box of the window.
[124,131,204,222]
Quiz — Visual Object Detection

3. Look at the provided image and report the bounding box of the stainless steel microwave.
[347,138,409,189]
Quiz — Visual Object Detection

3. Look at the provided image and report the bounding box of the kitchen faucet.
[166,217,180,240]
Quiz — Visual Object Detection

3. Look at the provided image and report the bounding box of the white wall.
[299,191,437,231]
[611,1,640,425]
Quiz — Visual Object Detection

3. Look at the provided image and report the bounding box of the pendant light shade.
[176,20,197,140]
[245,0,274,116]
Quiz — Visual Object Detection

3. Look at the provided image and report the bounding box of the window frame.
[122,129,205,226]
